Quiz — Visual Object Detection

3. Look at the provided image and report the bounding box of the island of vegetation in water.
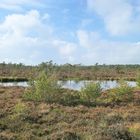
[0,61,140,140]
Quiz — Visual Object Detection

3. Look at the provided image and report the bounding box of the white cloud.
[59,43,76,56]
[0,10,48,50]
[77,29,140,64]
[87,0,140,35]
[0,10,77,64]
[53,40,76,55]
[52,40,77,62]
[0,10,41,35]
[77,30,100,48]
[0,5,139,65]
[0,0,44,11]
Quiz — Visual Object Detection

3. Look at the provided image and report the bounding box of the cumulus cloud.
[77,30,100,48]
[87,0,140,35]
[0,10,40,35]
[0,10,77,64]
[0,1,139,65]
[77,29,140,64]
[53,40,76,56]
[52,40,77,63]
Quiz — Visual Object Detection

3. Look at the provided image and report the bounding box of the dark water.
[0,80,136,91]
[0,81,28,87]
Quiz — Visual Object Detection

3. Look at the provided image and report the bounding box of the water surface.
[59,80,136,90]
[0,80,136,90]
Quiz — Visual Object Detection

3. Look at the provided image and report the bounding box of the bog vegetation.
[1,61,140,81]
[0,61,140,140]
[23,71,136,107]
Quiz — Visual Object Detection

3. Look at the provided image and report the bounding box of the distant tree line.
[0,61,140,80]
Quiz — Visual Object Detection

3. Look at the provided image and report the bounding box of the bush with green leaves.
[80,82,102,102]
[60,90,81,106]
[23,71,61,102]
[106,81,133,103]
[136,75,140,88]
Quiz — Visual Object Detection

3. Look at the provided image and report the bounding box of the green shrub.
[61,91,81,106]
[80,82,102,102]
[107,81,133,103]
[136,75,140,88]
[23,71,83,105]
[35,71,61,102]
[23,71,61,102]
[23,89,42,101]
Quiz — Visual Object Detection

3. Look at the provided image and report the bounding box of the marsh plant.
[23,71,61,102]
[80,82,102,102]
[107,80,133,103]
[136,74,140,88]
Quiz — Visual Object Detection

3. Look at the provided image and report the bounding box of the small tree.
[23,71,61,102]
[80,82,102,102]
[108,81,133,103]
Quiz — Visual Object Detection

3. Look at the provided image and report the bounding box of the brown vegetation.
[0,86,140,140]
[0,62,140,81]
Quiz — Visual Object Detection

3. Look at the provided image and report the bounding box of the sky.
[0,0,140,65]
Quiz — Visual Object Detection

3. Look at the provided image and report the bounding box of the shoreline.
[0,77,137,82]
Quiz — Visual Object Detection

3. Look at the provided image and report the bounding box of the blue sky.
[0,0,140,65]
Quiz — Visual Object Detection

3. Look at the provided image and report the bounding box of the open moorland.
[0,66,140,140]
